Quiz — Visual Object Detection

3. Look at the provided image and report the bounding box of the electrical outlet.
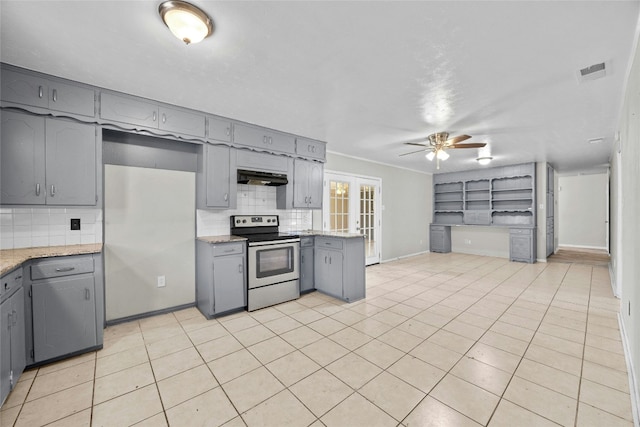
[70,218,81,230]
[157,275,166,288]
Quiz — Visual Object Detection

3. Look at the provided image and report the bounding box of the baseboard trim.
[618,314,640,427]
[536,258,548,263]
[381,250,429,263]
[609,263,621,298]
[106,302,196,326]
[558,244,609,251]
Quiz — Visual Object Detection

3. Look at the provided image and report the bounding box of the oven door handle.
[248,238,301,247]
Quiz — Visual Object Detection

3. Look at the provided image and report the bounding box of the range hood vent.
[237,169,288,186]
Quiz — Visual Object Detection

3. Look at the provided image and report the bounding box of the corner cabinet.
[314,236,365,302]
[196,240,247,318]
[1,110,97,206]
[293,159,323,209]
[24,254,103,365]
[1,267,26,407]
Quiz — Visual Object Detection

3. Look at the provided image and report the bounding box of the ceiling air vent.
[578,62,606,82]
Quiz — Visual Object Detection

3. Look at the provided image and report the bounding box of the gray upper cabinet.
[205,144,234,208]
[233,123,296,155]
[295,137,326,161]
[1,68,95,117]
[1,111,46,205]
[100,92,205,138]
[293,159,323,209]
[45,118,97,205]
[207,116,232,143]
[0,111,97,206]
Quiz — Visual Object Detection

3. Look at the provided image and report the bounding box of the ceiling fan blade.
[445,134,472,144]
[403,142,430,147]
[399,148,431,157]
[449,143,487,149]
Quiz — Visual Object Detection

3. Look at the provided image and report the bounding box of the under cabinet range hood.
[237,169,288,186]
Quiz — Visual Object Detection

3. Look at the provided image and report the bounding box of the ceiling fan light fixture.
[476,156,493,165]
[437,150,450,160]
[426,151,435,161]
[159,0,213,45]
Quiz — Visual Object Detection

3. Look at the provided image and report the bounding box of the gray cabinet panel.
[206,145,232,208]
[159,106,205,138]
[48,80,95,117]
[1,285,26,406]
[208,116,232,142]
[236,149,288,172]
[314,236,365,302]
[509,228,536,263]
[0,111,46,205]
[295,138,326,161]
[300,245,314,292]
[315,248,343,298]
[293,159,323,209]
[100,92,157,128]
[430,225,451,253]
[32,275,97,363]
[0,296,12,404]
[45,119,96,205]
[234,124,295,155]
[1,69,49,109]
[213,254,245,314]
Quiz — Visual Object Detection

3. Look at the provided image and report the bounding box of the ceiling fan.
[400,132,487,169]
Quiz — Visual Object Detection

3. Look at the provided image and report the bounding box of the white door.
[323,172,382,265]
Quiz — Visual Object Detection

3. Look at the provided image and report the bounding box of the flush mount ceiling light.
[476,157,493,165]
[159,0,213,45]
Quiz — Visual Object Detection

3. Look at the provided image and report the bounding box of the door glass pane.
[329,180,349,232]
[359,184,376,259]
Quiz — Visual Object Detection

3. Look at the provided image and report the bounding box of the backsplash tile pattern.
[197,184,314,236]
[0,208,103,249]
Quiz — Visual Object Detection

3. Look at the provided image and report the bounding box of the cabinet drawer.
[315,238,343,250]
[213,242,245,257]
[300,236,314,247]
[509,228,533,236]
[295,138,326,160]
[1,267,23,300]
[430,225,446,231]
[30,256,95,280]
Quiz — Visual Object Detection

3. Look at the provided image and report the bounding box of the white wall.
[320,152,431,261]
[613,18,640,421]
[557,173,608,250]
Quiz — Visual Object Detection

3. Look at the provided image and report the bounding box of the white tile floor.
[0,252,634,426]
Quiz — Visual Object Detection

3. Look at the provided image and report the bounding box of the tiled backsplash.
[0,208,103,249]
[197,184,314,236]
[0,186,313,249]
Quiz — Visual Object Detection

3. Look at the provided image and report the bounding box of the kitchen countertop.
[0,243,103,276]
[197,235,248,244]
[290,230,364,238]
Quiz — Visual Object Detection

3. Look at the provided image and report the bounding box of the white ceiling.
[1,1,639,174]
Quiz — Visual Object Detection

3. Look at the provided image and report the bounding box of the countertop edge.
[1,243,103,276]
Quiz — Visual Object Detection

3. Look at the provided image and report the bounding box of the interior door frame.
[322,170,382,265]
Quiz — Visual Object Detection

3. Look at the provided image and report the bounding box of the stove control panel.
[231,215,279,228]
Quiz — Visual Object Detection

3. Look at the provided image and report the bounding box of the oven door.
[248,239,300,289]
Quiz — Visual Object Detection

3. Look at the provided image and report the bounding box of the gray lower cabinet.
[314,236,365,302]
[197,144,236,209]
[509,228,536,263]
[293,159,323,209]
[300,237,314,293]
[196,240,247,318]
[25,254,102,365]
[430,225,452,253]
[1,111,97,206]
[1,268,26,407]
[1,68,95,117]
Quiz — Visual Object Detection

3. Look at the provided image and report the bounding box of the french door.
[322,172,382,265]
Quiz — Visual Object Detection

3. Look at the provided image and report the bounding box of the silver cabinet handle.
[15,275,22,281]
[224,193,228,201]
[7,312,12,327]
[55,266,75,272]
[238,263,243,274]
[324,256,327,264]
[36,183,41,196]
[153,111,157,122]
[38,85,43,99]
[12,310,17,326]
[226,127,230,136]
[224,248,234,253]
[52,89,57,102]
[162,113,166,124]
[263,135,268,144]
[308,196,311,204]
[50,184,56,197]
[304,196,308,203]
[85,288,90,300]
[269,137,273,145]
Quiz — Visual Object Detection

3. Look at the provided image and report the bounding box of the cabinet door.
[0,111,46,205]
[213,255,246,314]
[327,251,344,298]
[100,92,158,128]
[45,119,96,205]
[9,288,25,386]
[430,229,444,252]
[300,246,314,292]
[159,106,206,138]
[206,145,231,208]
[1,69,49,109]
[208,116,232,142]
[315,249,343,298]
[293,159,310,208]
[308,162,324,209]
[32,276,97,363]
[295,138,326,161]
[0,298,11,404]
[234,124,295,154]
[510,235,532,261]
[48,81,95,117]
